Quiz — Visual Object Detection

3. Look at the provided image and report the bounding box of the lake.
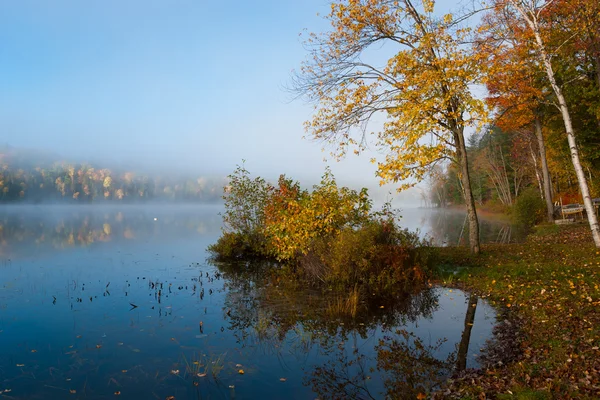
[0,205,506,399]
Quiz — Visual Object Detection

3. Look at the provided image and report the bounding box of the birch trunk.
[530,142,544,199]
[511,0,600,246]
[535,117,555,222]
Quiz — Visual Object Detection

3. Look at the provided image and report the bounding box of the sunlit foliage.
[210,165,433,292]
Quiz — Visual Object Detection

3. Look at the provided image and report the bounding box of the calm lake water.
[0,205,505,399]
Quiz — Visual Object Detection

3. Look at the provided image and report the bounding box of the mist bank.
[0,145,225,204]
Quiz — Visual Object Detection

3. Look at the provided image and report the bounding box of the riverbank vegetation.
[208,164,434,294]
[432,224,600,399]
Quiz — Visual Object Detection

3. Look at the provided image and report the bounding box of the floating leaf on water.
[279,378,287,382]
[196,373,207,377]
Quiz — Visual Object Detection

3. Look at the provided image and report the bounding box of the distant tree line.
[0,149,223,203]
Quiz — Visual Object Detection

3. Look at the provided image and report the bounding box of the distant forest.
[0,146,224,203]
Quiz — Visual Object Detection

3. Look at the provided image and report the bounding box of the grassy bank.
[433,223,600,399]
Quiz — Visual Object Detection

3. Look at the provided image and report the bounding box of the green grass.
[434,225,600,399]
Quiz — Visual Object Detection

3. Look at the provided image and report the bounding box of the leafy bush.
[303,216,432,292]
[210,163,273,260]
[263,169,371,261]
[209,165,431,292]
[512,187,545,227]
[207,232,266,261]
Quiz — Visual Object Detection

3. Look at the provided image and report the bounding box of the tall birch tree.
[493,0,600,246]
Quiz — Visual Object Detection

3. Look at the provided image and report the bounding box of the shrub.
[209,163,273,260]
[207,232,266,261]
[512,187,545,227]
[300,217,432,292]
[263,169,371,261]
[209,165,431,293]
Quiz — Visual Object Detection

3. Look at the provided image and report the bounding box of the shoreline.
[431,224,599,399]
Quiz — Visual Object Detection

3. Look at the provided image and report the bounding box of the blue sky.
[0,0,462,205]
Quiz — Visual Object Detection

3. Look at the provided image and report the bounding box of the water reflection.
[217,261,495,398]
[0,204,222,258]
[400,208,525,245]
[0,206,497,399]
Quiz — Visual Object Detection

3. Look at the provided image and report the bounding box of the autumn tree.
[293,0,487,253]
[489,0,600,246]
[478,10,556,221]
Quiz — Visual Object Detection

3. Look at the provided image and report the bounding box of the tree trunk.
[457,294,478,371]
[535,39,600,246]
[535,117,555,222]
[498,146,512,205]
[531,145,544,199]
[512,1,600,246]
[456,129,480,254]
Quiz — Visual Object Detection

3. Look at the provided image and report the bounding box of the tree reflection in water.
[216,260,484,399]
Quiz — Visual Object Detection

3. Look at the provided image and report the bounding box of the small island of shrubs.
[208,164,434,294]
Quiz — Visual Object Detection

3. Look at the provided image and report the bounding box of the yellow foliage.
[298,0,488,190]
